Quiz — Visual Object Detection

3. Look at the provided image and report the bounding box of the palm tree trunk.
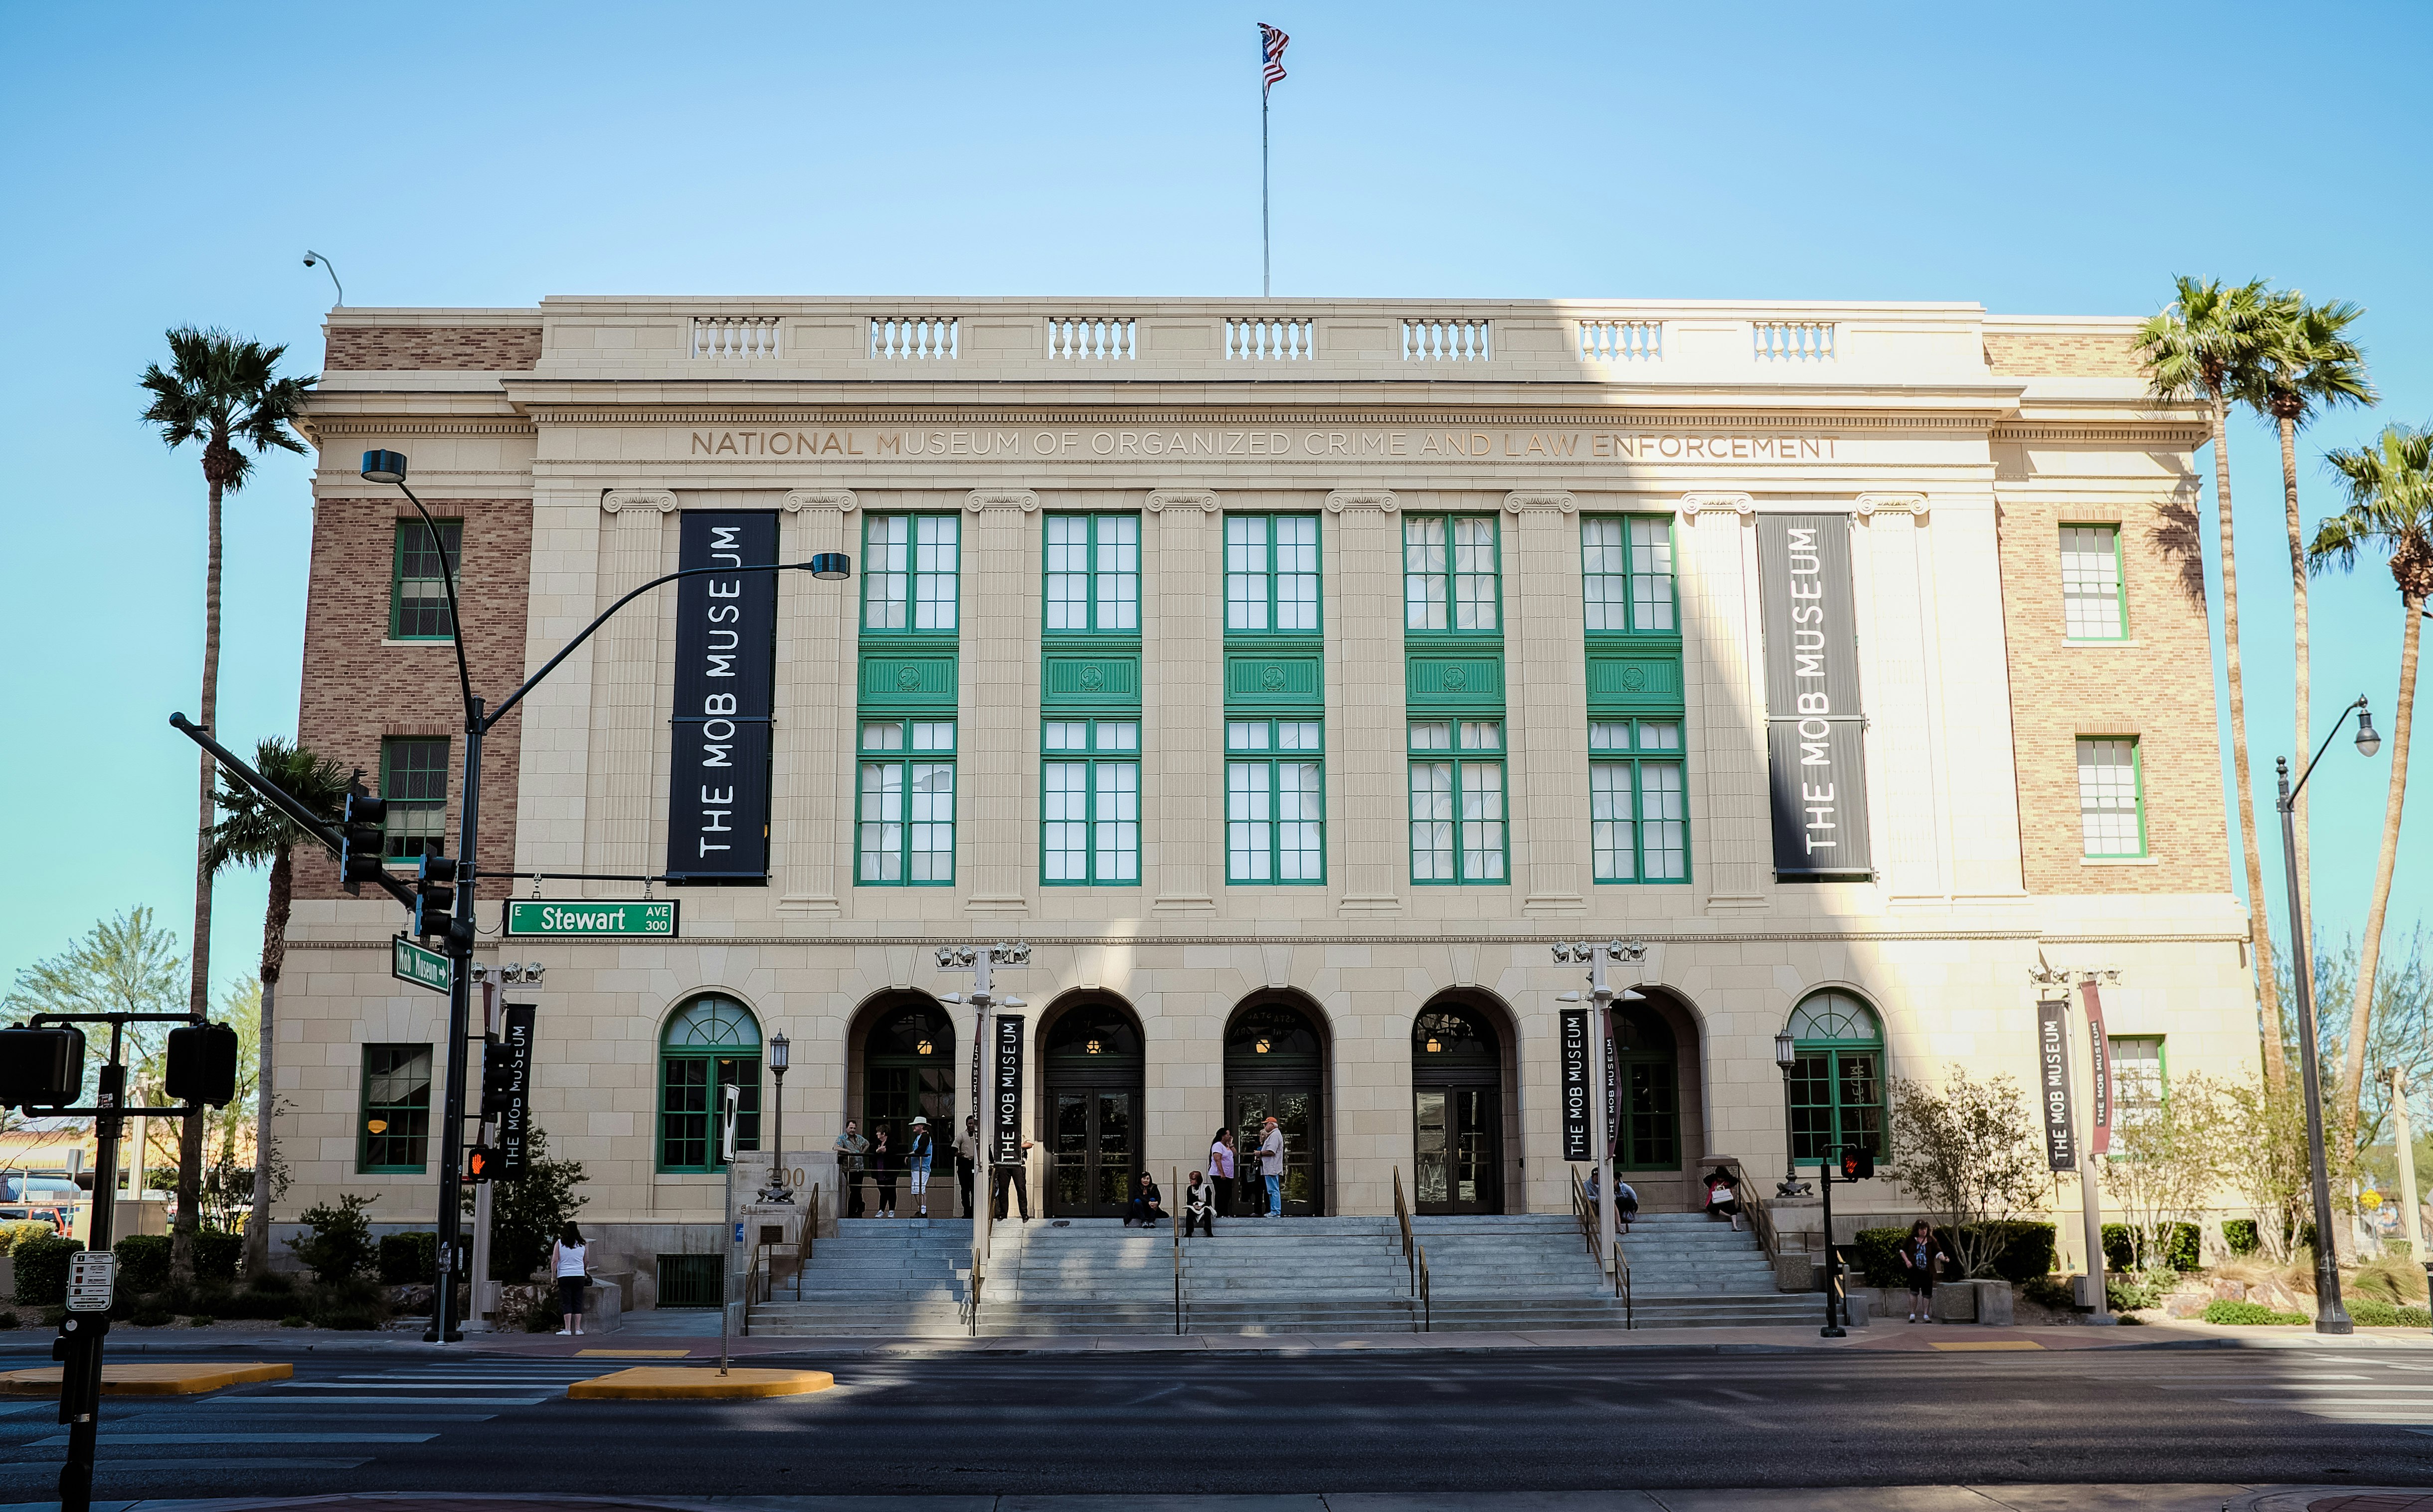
[174,473,223,1286]
[2279,414,2311,930]
[2341,590,2421,1187]
[243,846,292,1279]
[2214,396,2288,1091]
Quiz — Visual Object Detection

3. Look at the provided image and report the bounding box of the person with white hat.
[906,1115,935,1219]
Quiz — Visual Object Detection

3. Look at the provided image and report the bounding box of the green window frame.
[657,996,762,1174]
[1407,719,1507,884]
[2107,1035,2167,1142]
[357,1043,433,1174]
[2076,736,2147,858]
[863,513,960,633]
[390,520,462,641]
[1581,515,1677,633]
[379,737,449,861]
[1044,514,1140,633]
[1589,719,1689,883]
[1225,718,1325,884]
[1225,513,1320,633]
[1786,991,1886,1168]
[1042,718,1140,885]
[2060,524,2128,641]
[1403,514,1500,633]
[857,718,956,884]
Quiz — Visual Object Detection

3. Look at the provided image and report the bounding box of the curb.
[0,1361,292,1395]
[566,1366,835,1400]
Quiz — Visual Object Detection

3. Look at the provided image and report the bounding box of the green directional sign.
[503,900,680,939]
[391,935,452,994]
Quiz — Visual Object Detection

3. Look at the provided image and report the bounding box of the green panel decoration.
[1585,653,1685,715]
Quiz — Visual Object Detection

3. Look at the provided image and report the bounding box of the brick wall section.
[1996,493,2227,893]
[1983,331,2143,378]
[323,326,542,370]
[292,497,532,899]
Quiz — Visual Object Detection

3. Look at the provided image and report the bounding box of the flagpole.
[1261,84,1271,297]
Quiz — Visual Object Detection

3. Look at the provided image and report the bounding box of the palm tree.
[2312,423,2433,1161]
[138,328,316,1285]
[205,738,349,1278]
[2137,277,2286,1087]
[2233,294,2375,928]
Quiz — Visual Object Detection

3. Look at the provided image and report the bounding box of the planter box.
[1971,1279,2014,1326]
[1839,1286,1874,1328]
[1931,1281,1978,1323]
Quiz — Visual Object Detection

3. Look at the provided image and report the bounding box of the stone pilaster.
[1854,496,1943,899]
[1677,494,1769,910]
[1146,489,1221,913]
[1503,491,1588,915]
[1325,490,1403,917]
[960,489,1041,916]
[774,491,858,916]
[582,491,675,885]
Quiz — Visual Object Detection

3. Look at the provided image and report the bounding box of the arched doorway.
[1224,1000,1327,1216]
[1786,989,1886,1170]
[1606,989,1706,1211]
[1411,1002,1502,1214]
[1042,997,1144,1218]
[857,999,956,1214]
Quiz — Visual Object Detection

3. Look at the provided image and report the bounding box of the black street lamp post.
[2276,693,2380,1337]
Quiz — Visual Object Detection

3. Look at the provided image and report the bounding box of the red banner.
[2082,980,2112,1156]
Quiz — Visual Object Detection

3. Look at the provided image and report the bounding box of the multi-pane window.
[858,719,956,883]
[379,738,449,860]
[863,514,960,632]
[657,996,761,1174]
[1042,719,1140,885]
[2076,737,2146,857]
[1407,720,1506,883]
[2108,1036,2166,1137]
[358,1043,433,1173]
[1225,719,1325,883]
[1589,719,1688,882]
[390,520,462,640]
[1581,516,1676,632]
[1225,514,1319,632]
[1403,516,1500,632]
[1786,991,1887,1167]
[2060,525,2126,640]
[1045,515,1140,633]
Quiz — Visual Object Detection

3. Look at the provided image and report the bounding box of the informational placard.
[1757,514,1872,876]
[666,510,779,882]
[990,1014,1026,1167]
[496,1003,537,1178]
[2037,997,2078,1171]
[66,1251,115,1312]
[1559,1008,1591,1162]
[391,936,451,994]
[2081,980,2113,1156]
[503,900,679,938]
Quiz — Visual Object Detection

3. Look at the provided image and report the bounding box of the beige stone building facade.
[278,297,2248,1297]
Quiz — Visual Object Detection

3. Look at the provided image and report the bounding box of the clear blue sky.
[2,1,2428,1001]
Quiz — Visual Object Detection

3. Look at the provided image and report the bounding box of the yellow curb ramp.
[0,1362,293,1395]
[575,1349,691,1358]
[1928,1340,2046,1352]
[569,1366,834,1400]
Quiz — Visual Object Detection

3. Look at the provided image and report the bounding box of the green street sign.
[503,900,680,939]
[391,935,452,994]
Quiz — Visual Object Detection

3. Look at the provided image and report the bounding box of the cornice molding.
[1145,488,1219,514]
[309,419,539,437]
[1503,490,1578,515]
[601,490,678,515]
[966,488,1041,513]
[285,926,2248,949]
[1854,492,1928,520]
[782,489,858,513]
[1991,424,2206,445]
[1678,492,1755,520]
[518,406,2003,433]
[1325,489,1398,515]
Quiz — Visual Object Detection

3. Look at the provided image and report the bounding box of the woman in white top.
[550,1222,590,1337]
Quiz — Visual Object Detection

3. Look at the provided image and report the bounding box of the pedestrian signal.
[1838,1147,1876,1181]
[466,1146,497,1181]
[0,1027,85,1110]
[164,1022,240,1108]
[339,782,387,890]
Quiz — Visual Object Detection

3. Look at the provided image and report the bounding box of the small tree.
[1890,1068,2050,1279]
[2099,1071,2229,1277]
[2219,1072,2326,1261]
[287,1194,378,1285]
[464,1125,589,1282]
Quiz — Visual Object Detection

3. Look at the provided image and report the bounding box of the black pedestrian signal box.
[467,1146,497,1181]
[1838,1147,1876,1181]
[164,1022,241,1108]
[339,784,387,890]
[0,1027,85,1110]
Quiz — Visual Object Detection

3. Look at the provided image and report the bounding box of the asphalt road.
[5,1342,2432,1500]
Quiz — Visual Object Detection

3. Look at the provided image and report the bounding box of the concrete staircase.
[742,1218,971,1336]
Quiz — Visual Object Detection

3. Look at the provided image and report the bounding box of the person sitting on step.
[1125,1171,1165,1228]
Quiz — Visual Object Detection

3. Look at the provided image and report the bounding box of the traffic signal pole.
[426,697,482,1344]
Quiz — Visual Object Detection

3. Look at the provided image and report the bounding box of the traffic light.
[412,853,458,939]
[339,782,387,891]
[164,1022,241,1108]
[466,1145,497,1181]
[480,1038,518,1117]
[1839,1146,1876,1181]
[0,1027,84,1110]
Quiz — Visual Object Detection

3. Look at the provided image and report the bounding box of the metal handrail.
[1392,1167,1417,1292]
[1616,1235,1633,1329]
[962,1243,983,1337]
[1718,1158,1781,1270]
[1572,1166,1633,1329]
[1415,1243,1432,1333]
[1173,1165,1185,1336]
[802,1184,817,1295]
[1569,1167,1600,1260]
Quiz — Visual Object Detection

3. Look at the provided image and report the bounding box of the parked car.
[0,1206,65,1234]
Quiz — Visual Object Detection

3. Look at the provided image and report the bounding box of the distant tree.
[463,1124,589,1284]
[4,908,186,1098]
[205,736,349,1276]
[1889,1069,2050,1280]
[2100,1071,2229,1277]
[2219,1073,2318,1262]
[139,327,316,1287]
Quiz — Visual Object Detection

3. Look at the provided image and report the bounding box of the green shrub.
[2203,1299,2307,1325]
[13,1236,83,1307]
[280,1313,311,1328]
[2349,1299,2433,1328]
[1853,1228,1910,1289]
[0,1221,55,1256]
[287,1195,377,1285]
[0,1311,19,1329]
[193,1231,242,1283]
[309,1277,390,1331]
[1851,1222,2055,1288]
[187,1315,215,1327]
[378,1232,438,1286]
[2021,1275,2076,1310]
[2222,1218,2261,1256]
[2106,1274,2164,1312]
[113,1235,173,1296]
[2102,1221,2200,1273]
[129,1301,174,1327]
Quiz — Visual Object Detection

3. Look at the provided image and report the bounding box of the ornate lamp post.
[1774,1030,1812,1199]
[762,1031,793,1203]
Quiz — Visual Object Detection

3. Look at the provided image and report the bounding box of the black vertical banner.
[496,1004,536,1178]
[1757,513,1872,875]
[991,1015,1026,1166]
[2037,998,2078,1172]
[667,510,779,882]
[1560,1008,1591,1161]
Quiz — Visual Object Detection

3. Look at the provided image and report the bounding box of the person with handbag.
[1208,1127,1236,1217]
[550,1222,591,1337]
[906,1116,935,1219]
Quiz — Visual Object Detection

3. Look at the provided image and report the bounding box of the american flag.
[1259,23,1289,95]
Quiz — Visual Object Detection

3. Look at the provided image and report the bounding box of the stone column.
[583,490,676,886]
[1146,489,1221,915]
[1504,491,1589,916]
[774,490,858,917]
[960,490,1041,918]
[1326,490,1404,918]
[1853,495,1944,899]
[1678,494,1769,911]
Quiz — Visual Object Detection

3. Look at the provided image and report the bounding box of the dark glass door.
[1049,1088,1135,1217]
[1413,1086,1499,1214]
[1228,1083,1323,1216]
[1616,1055,1679,1171]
